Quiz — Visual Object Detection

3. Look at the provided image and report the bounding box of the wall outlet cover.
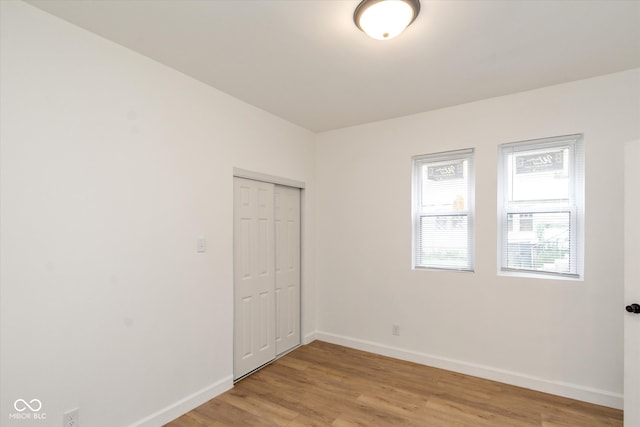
[63,408,79,427]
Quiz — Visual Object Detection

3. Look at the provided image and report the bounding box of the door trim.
[233,168,305,189]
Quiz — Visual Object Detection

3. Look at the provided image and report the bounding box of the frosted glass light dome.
[354,0,420,40]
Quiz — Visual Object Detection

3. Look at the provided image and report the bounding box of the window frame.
[412,148,475,272]
[497,134,584,280]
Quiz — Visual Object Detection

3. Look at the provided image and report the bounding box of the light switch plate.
[197,237,206,253]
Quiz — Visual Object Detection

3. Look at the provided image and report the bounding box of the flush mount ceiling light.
[354,0,420,40]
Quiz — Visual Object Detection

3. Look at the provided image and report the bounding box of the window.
[413,149,474,271]
[498,135,584,278]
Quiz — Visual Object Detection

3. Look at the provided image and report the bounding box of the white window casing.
[412,149,475,271]
[498,134,584,279]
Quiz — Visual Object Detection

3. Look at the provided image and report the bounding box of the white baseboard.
[314,331,623,410]
[303,331,317,344]
[131,375,234,427]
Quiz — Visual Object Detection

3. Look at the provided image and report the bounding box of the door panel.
[234,178,276,379]
[274,185,301,355]
[624,140,640,426]
[240,296,252,358]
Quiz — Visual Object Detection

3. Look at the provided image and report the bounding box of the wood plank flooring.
[165,341,623,426]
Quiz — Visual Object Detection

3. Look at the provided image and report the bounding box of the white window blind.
[498,134,584,278]
[413,149,474,271]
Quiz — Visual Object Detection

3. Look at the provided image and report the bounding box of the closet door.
[233,177,276,379]
[274,185,301,355]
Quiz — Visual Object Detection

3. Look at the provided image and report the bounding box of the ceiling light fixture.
[354,0,420,41]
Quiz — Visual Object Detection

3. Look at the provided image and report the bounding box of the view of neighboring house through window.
[498,134,584,278]
[413,149,474,271]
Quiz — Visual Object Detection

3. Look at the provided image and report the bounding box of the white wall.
[315,69,640,408]
[3,0,638,423]
[0,2,315,426]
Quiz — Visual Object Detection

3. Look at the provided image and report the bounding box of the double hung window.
[498,135,584,278]
[413,149,474,271]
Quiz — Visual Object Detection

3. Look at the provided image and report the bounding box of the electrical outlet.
[392,324,400,336]
[63,408,79,427]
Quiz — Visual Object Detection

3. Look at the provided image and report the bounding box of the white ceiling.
[26,0,640,132]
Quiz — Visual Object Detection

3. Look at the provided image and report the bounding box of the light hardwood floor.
[165,341,623,426]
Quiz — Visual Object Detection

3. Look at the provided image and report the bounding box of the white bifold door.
[233,177,300,380]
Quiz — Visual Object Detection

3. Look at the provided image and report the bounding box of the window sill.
[413,266,475,273]
[498,269,582,281]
